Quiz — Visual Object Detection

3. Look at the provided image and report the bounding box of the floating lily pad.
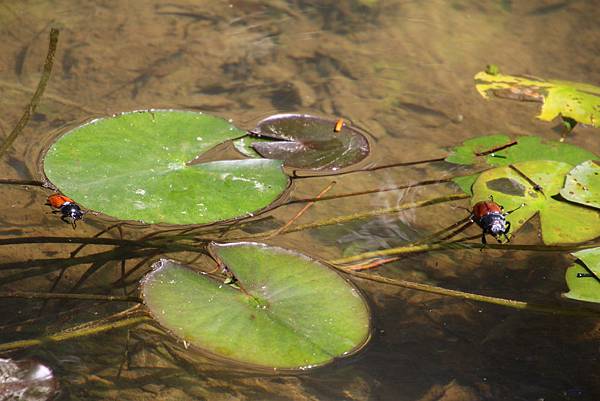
[474,69,600,128]
[141,242,371,370]
[560,160,600,209]
[447,135,597,194]
[563,247,600,303]
[249,114,370,170]
[44,110,289,225]
[471,160,600,244]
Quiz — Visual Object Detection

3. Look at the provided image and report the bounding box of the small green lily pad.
[141,242,371,370]
[447,135,597,194]
[474,69,600,128]
[44,110,290,225]
[564,247,600,303]
[560,160,600,209]
[471,160,600,244]
[249,114,370,170]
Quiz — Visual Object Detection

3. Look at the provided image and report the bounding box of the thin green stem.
[331,240,600,265]
[344,270,600,317]
[0,28,59,158]
[237,193,469,239]
[0,307,149,353]
[0,291,140,302]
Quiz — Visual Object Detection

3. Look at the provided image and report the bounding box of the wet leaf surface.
[141,242,371,370]
[44,110,289,225]
[447,135,596,194]
[248,114,370,170]
[475,71,600,128]
[560,160,600,209]
[471,160,600,244]
[0,358,58,401]
[474,69,600,128]
[564,247,600,303]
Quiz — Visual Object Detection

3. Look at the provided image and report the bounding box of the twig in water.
[0,28,59,158]
[0,306,149,353]
[343,270,600,318]
[265,181,336,239]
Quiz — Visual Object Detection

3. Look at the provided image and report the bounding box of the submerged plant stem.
[344,270,600,317]
[266,181,336,239]
[285,178,453,205]
[331,240,600,265]
[0,28,59,158]
[262,193,469,238]
[0,179,45,186]
[0,307,149,353]
[0,291,140,302]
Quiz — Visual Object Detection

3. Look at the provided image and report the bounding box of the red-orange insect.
[334,118,344,132]
[46,194,85,228]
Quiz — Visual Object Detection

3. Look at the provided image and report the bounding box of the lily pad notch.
[236,113,371,171]
[141,242,371,370]
[43,110,291,225]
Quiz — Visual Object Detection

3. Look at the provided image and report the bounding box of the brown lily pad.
[247,114,370,171]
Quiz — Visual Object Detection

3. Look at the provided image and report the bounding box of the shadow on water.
[1,1,600,400]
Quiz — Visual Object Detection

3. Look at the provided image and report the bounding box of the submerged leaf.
[248,114,370,170]
[141,243,371,370]
[474,69,600,128]
[560,160,600,209]
[44,110,289,225]
[471,160,600,244]
[564,247,600,304]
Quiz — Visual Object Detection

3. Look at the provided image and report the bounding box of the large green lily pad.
[564,247,600,304]
[141,242,371,370]
[44,110,290,225]
[248,114,370,170]
[560,160,600,209]
[471,160,600,244]
[447,135,597,194]
[474,69,600,128]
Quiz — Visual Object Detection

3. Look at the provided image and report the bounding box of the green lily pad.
[141,242,371,370]
[447,135,596,194]
[564,247,600,303]
[474,69,600,128]
[560,160,600,209]
[44,110,290,225]
[249,114,370,170]
[445,134,512,165]
[446,135,596,167]
[471,160,600,244]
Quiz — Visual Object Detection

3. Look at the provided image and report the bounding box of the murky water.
[1,1,599,400]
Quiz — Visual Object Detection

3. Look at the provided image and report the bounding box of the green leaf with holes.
[560,160,600,209]
[471,160,600,244]
[141,242,371,370]
[248,114,370,170]
[564,247,600,304]
[474,69,600,127]
[43,110,290,225]
[448,135,597,194]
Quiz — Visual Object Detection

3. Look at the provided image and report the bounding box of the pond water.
[1,1,599,400]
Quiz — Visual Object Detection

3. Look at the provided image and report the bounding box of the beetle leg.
[479,232,487,251]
